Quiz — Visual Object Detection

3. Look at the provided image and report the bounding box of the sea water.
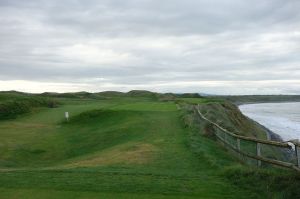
[239,102,300,141]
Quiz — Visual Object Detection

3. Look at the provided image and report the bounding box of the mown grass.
[0,93,299,198]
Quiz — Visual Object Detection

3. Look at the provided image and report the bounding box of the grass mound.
[126,90,159,99]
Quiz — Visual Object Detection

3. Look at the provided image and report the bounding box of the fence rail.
[196,105,300,172]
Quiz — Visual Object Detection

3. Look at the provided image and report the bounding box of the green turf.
[179,98,213,104]
[0,95,297,198]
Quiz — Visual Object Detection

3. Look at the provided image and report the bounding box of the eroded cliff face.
[196,102,269,139]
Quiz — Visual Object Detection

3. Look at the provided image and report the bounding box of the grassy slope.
[0,94,298,198]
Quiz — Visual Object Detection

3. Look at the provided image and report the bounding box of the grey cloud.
[0,0,300,94]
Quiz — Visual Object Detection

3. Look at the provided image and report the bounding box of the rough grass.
[197,102,268,139]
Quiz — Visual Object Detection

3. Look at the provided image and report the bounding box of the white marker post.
[65,112,69,122]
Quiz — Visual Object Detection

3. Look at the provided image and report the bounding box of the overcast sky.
[0,0,300,94]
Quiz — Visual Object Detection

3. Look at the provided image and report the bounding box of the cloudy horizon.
[1,0,300,94]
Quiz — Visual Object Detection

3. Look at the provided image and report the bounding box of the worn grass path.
[0,98,260,198]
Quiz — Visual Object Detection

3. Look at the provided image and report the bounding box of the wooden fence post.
[256,143,261,167]
[237,138,241,158]
[296,145,300,168]
[237,138,240,150]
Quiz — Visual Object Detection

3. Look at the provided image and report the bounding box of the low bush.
[0,97,60,120]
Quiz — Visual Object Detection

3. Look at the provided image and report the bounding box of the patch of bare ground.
[62,143,158,168]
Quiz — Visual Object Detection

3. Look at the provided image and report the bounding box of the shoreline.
[238,101,300,142]
[235,100,300,106]
[237,103,289,142]
[238,108,284,142]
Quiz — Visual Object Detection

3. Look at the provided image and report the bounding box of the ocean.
[239,102,300,141]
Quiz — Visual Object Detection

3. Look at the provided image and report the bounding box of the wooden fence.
[196,105,300,172]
